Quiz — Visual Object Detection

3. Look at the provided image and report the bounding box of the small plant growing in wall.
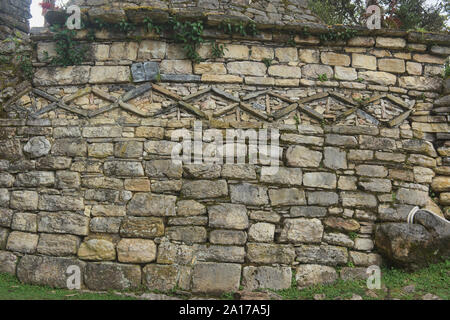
[211,41,227,59]
[318,73,328,82]
[169,17,204,64]
[262,58,272,68]
[50,24,87,66]
[143,17,162,35]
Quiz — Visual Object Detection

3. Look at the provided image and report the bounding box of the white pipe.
[407,206,450,225]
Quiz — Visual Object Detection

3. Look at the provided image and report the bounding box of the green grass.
[0,273,137,300]
[274,261,450,300]
[0,261,449,300]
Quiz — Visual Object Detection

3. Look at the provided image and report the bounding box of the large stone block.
[37,234,80,256]
[227,180,270,205]
[127,193,176,216]
[248,222,275,242]
[117,239,156,263]
[195,245,246,263]
[0,208,13,227]
[209,230,247,245]
[167,226,207,244]
[17,255,86,288]
[247,243,295,264]
[120,217,164,238]
[208,203,248,230]
[114,141,143,158]
[181,180,228,199]
[16,171,55,187]
[6,231,39,254]
[295,244,348,266]
[296,264,338,288]
[10,191,38,211]
[11,212,37,232]
[145,160,183,179]
[104,161,144,177]
[260,167,302,186]
[192,262,241,294]
[286,146,322,167]
[78,239,116,261]
[143,264,179,292]
[38,212,89,236]
[279,218,323,244]
[38,195,84,211]
[89,66,131,84]
[321,52,350,66]
[243,266,292,291]
[0,251,18,274]
[268,65,301,78]
[269,188,306,206]
[303,172,336,189]
[85,262,141,290]
[227,61,267,76]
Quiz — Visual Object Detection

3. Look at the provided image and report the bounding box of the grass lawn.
[0,261,448,300]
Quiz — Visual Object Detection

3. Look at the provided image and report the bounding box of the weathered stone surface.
[16,171,55,187]
[342,192,378,208]
[354,238,374,251]
[208,204,249,230]
[286,146,322,167]
[85,262,141,290]
[324,233,354,247]
[0,173,14,188]
[279,218,323,244]
[324,147,347,170]
[396,188,428,206]
[17,255,86,288]
[340,267,369,281]
[37,234,80,256]
[192,262,241,294]
[11,212,37,232]
[399,76,442,91]
[195,245,245,263]
[376,37,406,49]
[359,178,392,193]
[248,222,275,242]
[268,65,301,78]
[352,54,376,70]
[247,243,295,264]
[34,66,90,86]
[296,244,348,265]
[0,251,18,274]
[296,264,338,288]
[221,164,257,180]
[82,177,123,190]
[167,226,207,244]
[156,241,194,265]
[307,192,339,207]
[303,172,337,189]
[230,183,268,206]
[375,222,449,270]
[38,212,89,236]
[228,61,267,76]
[114,141,143,159]
[243,266,292,291]
[92,205,126,217]
[210,230,247,245]
[325,134,358,147]
[260,167,302,185]
[321,52,350,66]
[117,239,156,263]
[143,264,179,292]
[290,206,327,218]
[120,217,164,238]
[0,227,9,249]
[23,137,51,158]
[89,217,121,233]
[88,143,114,158]
[302,64,333,79]
[89,66,130,84]
[431,176,450,192]
[177,200,206,216]
[78,239,116,261]
[6,231,39,254]
[0,209,13,227]
[145,160,183,179]
[334,66,357,80]
[181,180,228,199]
[299,49,320,63]
[127,193,176,216]
[104,161,144,177]
[52,139,87,157]
[358,71,397,85]
[184,164,221,179]
[38,195,84,212]
[378,58,405,73]
[269,188,306,206]
[350,251,382,266]
[10,191,38,211]
[324,217,360,232]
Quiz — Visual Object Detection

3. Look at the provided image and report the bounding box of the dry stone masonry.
[0,0,449,295]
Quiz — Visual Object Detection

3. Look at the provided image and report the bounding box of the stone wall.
[0,2,449,295]
[0,0,32,111]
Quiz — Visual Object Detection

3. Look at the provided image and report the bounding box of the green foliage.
[1,33,33,81]
[262,58,273,68]
[309,0,447,32]
[118,19,136,34]
[50,25,87,66]
[318,73,328,82]
[348,232,358,241]
[444,59,450,79]
[319,28,358,42]
[219,19,258,37]
[211,41,227,58]
[274,261,450,300]
[169,17,204,64]
[143,17,162,35]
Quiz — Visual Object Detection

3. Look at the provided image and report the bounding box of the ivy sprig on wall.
[319,28,358,42]
[169,17,205,64]
[50,25,87,66]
